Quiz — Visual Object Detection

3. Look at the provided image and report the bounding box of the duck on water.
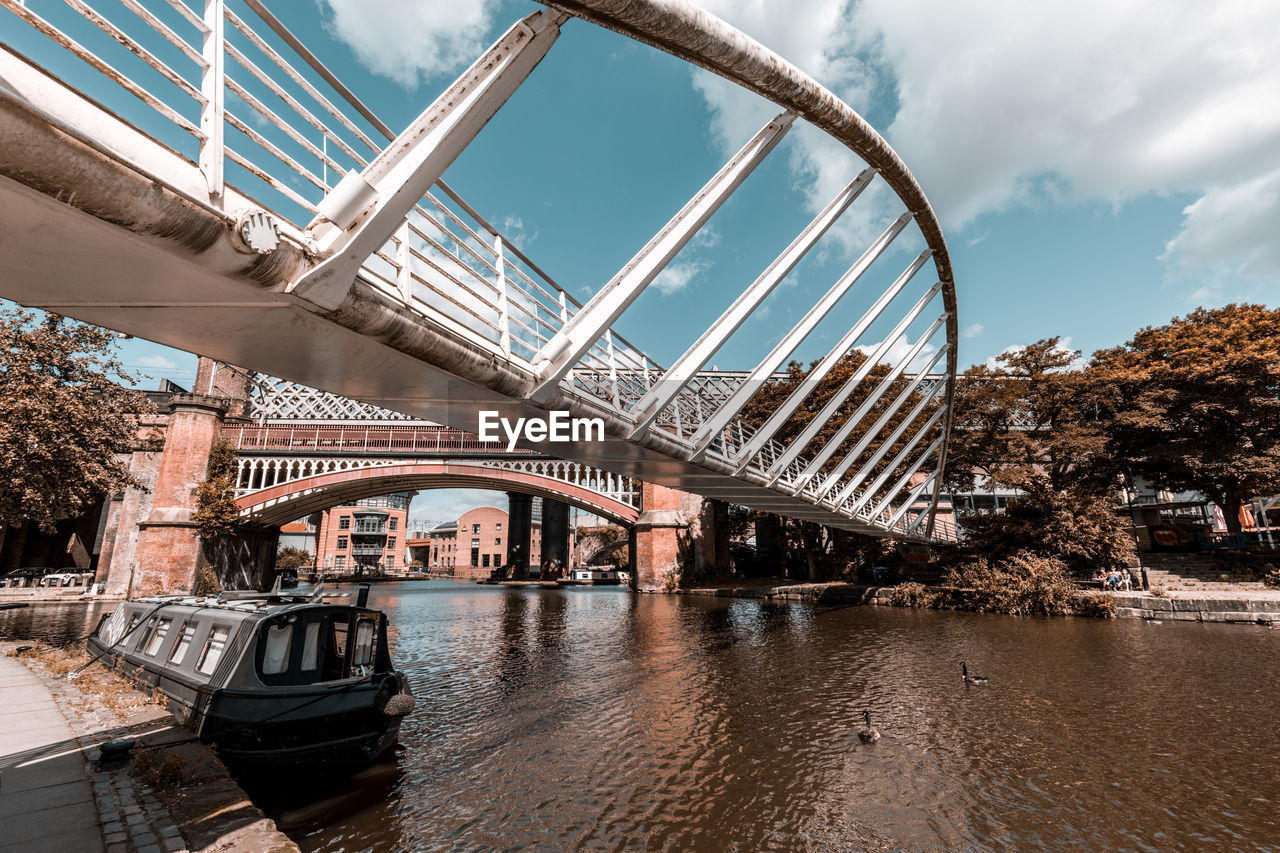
[86,581,415,773]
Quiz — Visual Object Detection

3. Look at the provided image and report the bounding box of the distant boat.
[86,582,414,772]
[558,566,626,586]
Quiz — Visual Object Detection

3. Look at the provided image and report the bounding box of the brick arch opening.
[236,462,640,528]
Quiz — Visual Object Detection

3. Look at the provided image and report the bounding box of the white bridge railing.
[233,454,641,512]
[2,0,958,542]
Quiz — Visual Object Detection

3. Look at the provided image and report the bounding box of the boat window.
[134,616,159,651]
[352,618,376,675]
[109,612,143,649]
[262,623,292,675]
[144,618,172,656]
[321,618,349,681]
[169,622,197,665]
[97,607,131,647]
[197,625,231,675]
[299,621,321,672]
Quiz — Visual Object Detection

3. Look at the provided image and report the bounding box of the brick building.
[311,493,413,576]
[408,505,542,580]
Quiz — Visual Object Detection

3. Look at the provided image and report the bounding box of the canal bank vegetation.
[9,641,166,715]
[886,554,1116,618]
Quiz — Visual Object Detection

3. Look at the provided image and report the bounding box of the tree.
[0,307,148,533]
[943,339,1133,570]
[191,438,243,541]
[1091,304,1280,534]
[275,546,312,571]
[944,338,1113,495]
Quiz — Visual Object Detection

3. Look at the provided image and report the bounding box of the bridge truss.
[0,0,959,542]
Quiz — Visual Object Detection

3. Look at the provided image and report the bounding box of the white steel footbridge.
[0,0,959,541]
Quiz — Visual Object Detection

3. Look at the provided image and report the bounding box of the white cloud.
[962,323,984,339]
[322,0,498,89]
[984,337,1084,371]
[856,332,940,373]
[653,259,711,295]
[687,0,1280,281]
[136,354,177,370]
[1160,165,1280,281]
[499,215,537,249]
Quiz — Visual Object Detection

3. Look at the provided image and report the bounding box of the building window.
[337,536,348,550]
[472,523,480,534]
[389,518,398,530]
[386,555,395,569]
[338,516,350,530]
[495,522,502,531]
[334,555,346,570]
[482,554,490,568]
[387,537,396,549]
[495,537,501,545]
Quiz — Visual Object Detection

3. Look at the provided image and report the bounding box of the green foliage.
[945,551,1078,616]
[1075,593,1117,618]
[191,438,243,542]
[945,338,1114,495]
[0,308,151,531]
[887,581,940,608]
[960,483,1135,571]
[274,546,312,571]
[1091,304,1280,534]
[944,338,1135,570]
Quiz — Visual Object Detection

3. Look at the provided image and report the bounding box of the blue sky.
[7,0,1278,527]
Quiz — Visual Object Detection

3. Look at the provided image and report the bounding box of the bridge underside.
[0,144,918,539]
[0,2,951,542]
[237,462,641,528]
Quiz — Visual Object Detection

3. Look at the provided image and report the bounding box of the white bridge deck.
[0,0,959,542]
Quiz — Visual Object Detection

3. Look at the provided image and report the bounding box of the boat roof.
[122,587,367,618]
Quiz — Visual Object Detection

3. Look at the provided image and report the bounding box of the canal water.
[5,581,1279,851]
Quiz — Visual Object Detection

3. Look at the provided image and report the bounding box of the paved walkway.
[0,655,104,853]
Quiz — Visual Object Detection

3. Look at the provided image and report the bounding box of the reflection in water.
[8,583,1279,851]
[0,599,112,645]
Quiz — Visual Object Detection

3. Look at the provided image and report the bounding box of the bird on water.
[961,662,988,685]
[857,710,880,743]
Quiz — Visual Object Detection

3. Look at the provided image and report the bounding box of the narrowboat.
[557,566,626,586]
[86,583,414,772]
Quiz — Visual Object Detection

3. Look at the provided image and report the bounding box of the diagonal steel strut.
[289,9,566,310]
[627,169,876,439]
[786,314,947,494]
[830,381,947,508]
[748,269,938,480]
[528,112,795,404]
[812,345,947,496]
[688,212,914,461]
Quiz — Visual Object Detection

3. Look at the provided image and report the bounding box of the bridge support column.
[540,499,570,579]
[504,492,533,579]
[121,394,227,596]
[632,483,724,591]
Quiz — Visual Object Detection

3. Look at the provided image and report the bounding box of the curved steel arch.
[237,462,642,528]
[0,0,958,541]
[540,0,957,536]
